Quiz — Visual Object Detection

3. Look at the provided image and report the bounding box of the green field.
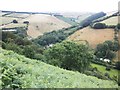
[0,48,118,88]
[91,63,119,78]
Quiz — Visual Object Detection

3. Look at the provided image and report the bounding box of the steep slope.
[22,14,71,38]
[68,27,114,48]
[0,48,118,88]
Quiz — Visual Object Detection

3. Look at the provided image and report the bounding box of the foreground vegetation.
[1,11,120,88]
[0,48,118,88]
[91,63,119,79]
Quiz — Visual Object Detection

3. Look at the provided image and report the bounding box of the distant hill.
[68,11,119,48]
[0,48,117,88]
[1,11,71,38]
[22,14,71,38]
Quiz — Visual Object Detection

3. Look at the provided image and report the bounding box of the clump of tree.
[34,26,81,46]
[93,23,106,29]
[80,12,106,27]
[115,61,120,70]
[12,20,18,23]
[23,21,29,24]
[2,31,44,60]
[44,41,94,73]
[94,40,119,60]
[117,23,120,29]
[35,31,67,46]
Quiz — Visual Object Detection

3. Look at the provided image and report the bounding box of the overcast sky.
[0,0,120,13]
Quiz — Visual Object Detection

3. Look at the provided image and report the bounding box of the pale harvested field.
[101,16,119,25]
[68,27,114,48]
[22,14,71,38]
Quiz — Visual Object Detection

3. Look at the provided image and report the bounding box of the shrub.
[117,23,120,29]
[104,73,110,78]
[23,21,29,24]
[115,61,120,70]
[23,46,35,59]
[95,40,118,60]
[106,66,111,71]
[44,41,93,73]
[13,20,18,23]
[93,23,106,29]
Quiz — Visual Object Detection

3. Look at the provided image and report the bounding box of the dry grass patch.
[22,14,71,38]
[68,27,114,48]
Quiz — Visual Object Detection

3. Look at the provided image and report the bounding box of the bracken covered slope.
[0,48,118,88]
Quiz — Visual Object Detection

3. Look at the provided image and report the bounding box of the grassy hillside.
[0,48,118,88]
[22,14,71,38]
[100,16,119,25]
[68,27,114,48]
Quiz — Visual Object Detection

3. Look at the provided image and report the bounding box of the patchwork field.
[101,16,119,25]
[68,27,114,48]
[22,14,71,38]
[0,12,30,29]
[0,17,20,25]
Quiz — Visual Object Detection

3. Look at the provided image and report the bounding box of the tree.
[23,46,35,59]
[81,12,106,27]
[23,21,29,24]
[115,61,120,70]
[5,43,23,55]
[117,23,120,29]
[95,40,117,60]
[13,20,18,23]
[93,23,106,29]
[44,41,93,72]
